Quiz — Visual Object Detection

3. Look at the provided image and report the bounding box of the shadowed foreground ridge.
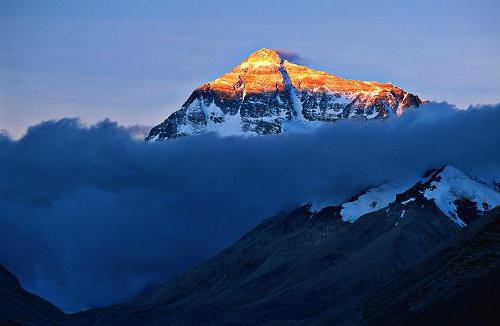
[362,206,500,325]
[1,167,499,325]
[0,265,63,325]
[147,48,423,141]
[64,168,500,325]
[6,207,499,325]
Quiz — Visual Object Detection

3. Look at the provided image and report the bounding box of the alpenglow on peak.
[147,48,423,141]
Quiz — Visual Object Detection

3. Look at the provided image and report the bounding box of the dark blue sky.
[1,0,500,137]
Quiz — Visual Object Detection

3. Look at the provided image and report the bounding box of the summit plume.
[147,48,423,141]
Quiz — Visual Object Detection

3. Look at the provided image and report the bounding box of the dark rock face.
[146,49,423,141]
[0,264,64,325]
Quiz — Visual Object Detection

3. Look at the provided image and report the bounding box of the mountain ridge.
[62,166,499,324]
[0,264,64,325]
[309,165,500,227]
[147,48,424,141]
[2,166,498,324]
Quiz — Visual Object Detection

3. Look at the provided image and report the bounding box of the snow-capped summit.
[146,48,423,141]
[310,165,500,227]
[418,166,500,226]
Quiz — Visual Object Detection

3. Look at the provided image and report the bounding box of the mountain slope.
[362,207,500,325]
[4,182,497,325]
[310,166,500,227]
[0,264,64,325]
[68,166,499,325]
[147,49,423,141]
[69,203,459,325]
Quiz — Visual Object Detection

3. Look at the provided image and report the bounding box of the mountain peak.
[243,48,283,65]
[201,48,289,95]
[310,165,500,227]
[422,165,500,225]
[147,49,424,141]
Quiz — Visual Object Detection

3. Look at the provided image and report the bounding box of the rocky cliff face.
[147,48,423,141]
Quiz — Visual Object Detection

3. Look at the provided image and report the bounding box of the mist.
[1,102,499,312]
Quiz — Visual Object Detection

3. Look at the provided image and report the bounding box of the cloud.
[274,49,308,65]
[124,124,153,140]
[1,102,500,312]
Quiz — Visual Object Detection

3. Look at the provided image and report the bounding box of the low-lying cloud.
[1,102,499,312]
[124,124,153,140]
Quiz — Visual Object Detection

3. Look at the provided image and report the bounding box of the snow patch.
[340,182,412,223]
[308,166,500,228]
[424,166,500,227]
[401,198,416,205]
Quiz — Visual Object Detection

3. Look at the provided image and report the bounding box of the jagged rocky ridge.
[310,166,500,227]
[147,48,423,141]
[63,166,500,325]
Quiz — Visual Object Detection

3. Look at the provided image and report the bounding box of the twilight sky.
[1,0,500,137]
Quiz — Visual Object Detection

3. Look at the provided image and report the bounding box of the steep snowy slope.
[310,166,500,227]
[147,48,423,141]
